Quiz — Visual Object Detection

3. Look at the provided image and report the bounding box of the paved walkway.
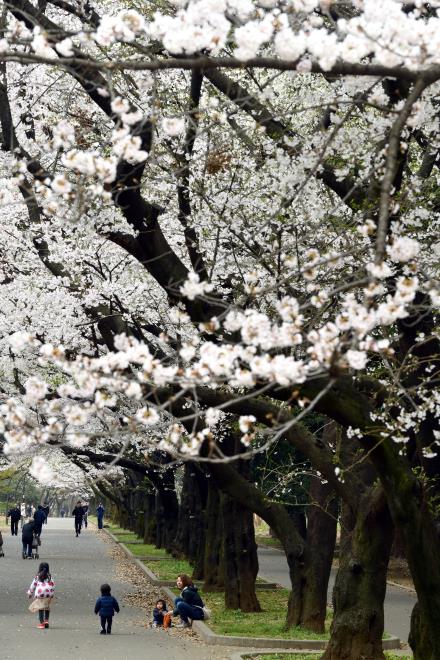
[0,518,229,660]
[257,545,417,645]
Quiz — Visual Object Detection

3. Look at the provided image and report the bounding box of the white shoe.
[175,622,190,629]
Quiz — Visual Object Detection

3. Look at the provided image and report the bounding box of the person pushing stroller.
[22,518,36,559]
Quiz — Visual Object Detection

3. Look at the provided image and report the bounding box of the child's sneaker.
[37,623,45,629]
[100,630,106,635]
[44,621,49,629]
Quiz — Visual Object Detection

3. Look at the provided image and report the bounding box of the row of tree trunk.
[93,436,401,660]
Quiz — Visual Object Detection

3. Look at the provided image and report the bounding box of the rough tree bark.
[221,492,261,612]
[172,463,207,580]
[142,491,157,545]
[203,481,224,592]
[301,475,338,633]
[323,488,393,660]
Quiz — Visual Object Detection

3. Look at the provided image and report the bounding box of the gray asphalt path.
[0,518,227,660]
[258,545,417,644]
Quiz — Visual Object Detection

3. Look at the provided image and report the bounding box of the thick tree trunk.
[221,492,261,612]
[399,503,440,659]
[203,481,224,591]
[172,463,207,578]
[300,476,338,633]
[209,459,333,630]
[323,488,393,660]
[142,491,157,545]
[154,486,178,550]
[366,439,440,658]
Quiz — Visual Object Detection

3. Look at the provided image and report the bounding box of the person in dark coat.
[43,503,50,523]
[82,502,89,528]
[33,505,46,540]
[173,574,205,628]
[60,507,65,518]
[152,599,168,627]
[96,503,105,530]
[94,583,119,634]
[72,501,85,537]
[22,519,35,558]
[7,504,21,535]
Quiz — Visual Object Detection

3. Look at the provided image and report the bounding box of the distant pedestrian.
[94,583,119,635]
[27,562,55,629]
[33,505,46,541]
[96,503,105,530]
[20,502,26,528]
[82,502,89,528]
[22,518,36,559]
[7,504,21,535]
[26,504,33,517]
[72,501,84,537]
[43,503,50,524]
[60,507,65,518]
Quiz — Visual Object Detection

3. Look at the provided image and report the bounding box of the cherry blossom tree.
[0,1,439,657]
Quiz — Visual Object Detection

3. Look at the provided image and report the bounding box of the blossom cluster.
[86,1,440,72]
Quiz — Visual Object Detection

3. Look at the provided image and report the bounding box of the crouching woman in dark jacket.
[173,574,204,628]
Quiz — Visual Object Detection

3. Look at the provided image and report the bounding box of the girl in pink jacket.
[28,562,55,629]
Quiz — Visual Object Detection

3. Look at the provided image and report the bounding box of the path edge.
[104,529,401,651]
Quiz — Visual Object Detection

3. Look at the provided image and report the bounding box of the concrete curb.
[106,529,401,652]
[386,579,416,594]
[229,652,413,659]
[160,586,400,651]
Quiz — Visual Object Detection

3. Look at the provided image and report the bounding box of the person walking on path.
[96,503,105,529]
[82,502,89,529]
[20,503,26,528]
[94,583,119,635]
[60,507,65,518]
[72,501,85,537]
[173,574,205,628]
[7,504,21,536]
[22,518,36,559]
[27,562,55,629]
[33,505,46,542]
[43,503,50,524]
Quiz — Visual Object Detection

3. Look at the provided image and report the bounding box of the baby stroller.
[30,533,40,560]
[0,531,4,557]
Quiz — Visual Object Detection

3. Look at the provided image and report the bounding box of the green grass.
[144,558,193,581]
[114,532,141,543]
[202,589,330,640]
[130,543,169,558]
[256,535,283,549]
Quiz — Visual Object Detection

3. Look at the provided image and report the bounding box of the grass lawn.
[114,532,142,543]
[202,589,330,640]
[255,534,283,549]
[144,558,193,581]
[130,543,169,558]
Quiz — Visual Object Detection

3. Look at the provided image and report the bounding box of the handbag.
[201,606,211,621]
[163,612,172,629]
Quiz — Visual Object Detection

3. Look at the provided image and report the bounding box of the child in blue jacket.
[94,583,120,634]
